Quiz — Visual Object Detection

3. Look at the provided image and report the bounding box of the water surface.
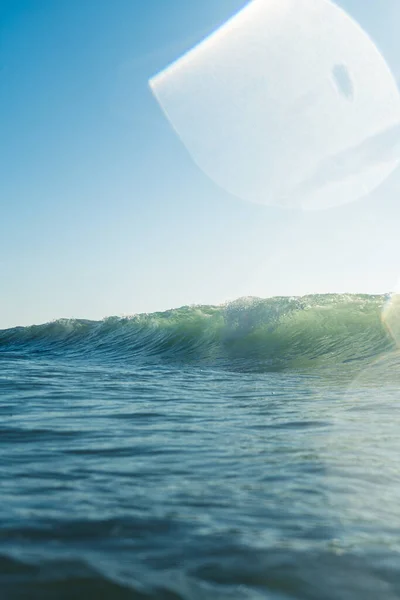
[1,295,400,599]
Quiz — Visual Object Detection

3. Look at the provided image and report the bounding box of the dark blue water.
[1,297,400,598]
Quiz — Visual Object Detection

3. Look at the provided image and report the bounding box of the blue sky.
[1,0,400,328]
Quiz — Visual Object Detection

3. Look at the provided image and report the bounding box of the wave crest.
[0,295,394,370]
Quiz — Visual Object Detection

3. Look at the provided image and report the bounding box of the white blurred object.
[150,0,400,210]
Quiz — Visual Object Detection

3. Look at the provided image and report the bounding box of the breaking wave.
[0,294,397,371]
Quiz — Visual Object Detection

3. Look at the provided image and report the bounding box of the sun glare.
[150,0,400,210]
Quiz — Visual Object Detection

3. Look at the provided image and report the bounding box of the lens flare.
[150,0,400,210]
[382,293,400,348]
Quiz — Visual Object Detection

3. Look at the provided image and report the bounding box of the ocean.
[1,294,400,599]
